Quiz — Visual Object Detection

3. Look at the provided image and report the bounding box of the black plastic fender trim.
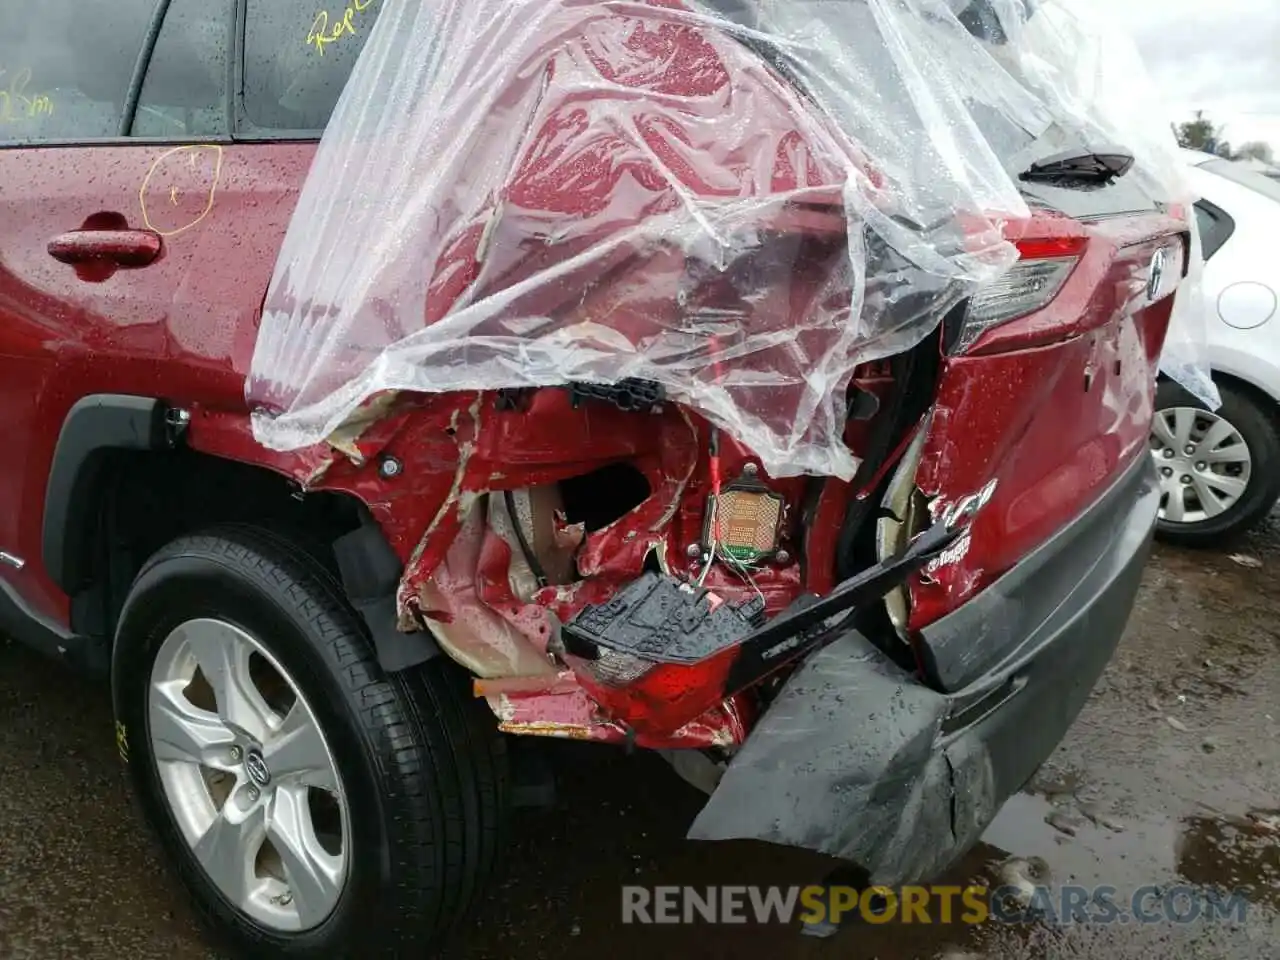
[332,520,440,673]
[42,395,173,596]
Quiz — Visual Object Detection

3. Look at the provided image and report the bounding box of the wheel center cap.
[244,749,272,788]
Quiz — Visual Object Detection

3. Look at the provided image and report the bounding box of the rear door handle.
[47,229,162,268]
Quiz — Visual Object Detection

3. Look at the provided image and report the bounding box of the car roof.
[1189,155,1280,209]
[1180,148,1219,168]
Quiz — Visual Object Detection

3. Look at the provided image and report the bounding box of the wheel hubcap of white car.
[148,619,349,931]
[1151,406,1252,524]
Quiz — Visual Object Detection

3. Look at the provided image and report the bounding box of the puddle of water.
[981,792,1177,889]
[978,791,1280,916]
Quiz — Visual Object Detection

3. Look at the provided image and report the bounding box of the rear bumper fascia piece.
[688,455,1158,884]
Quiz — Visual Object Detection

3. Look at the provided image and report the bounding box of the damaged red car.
[0,0,1197,956]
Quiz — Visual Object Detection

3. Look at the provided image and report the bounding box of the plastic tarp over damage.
[248,0,1202,478]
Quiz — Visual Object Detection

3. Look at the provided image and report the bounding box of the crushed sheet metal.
[249,0,1210,475]
[489,687,752,749]
[415,508,559,678]
[398,395,484,615]
[473,672,581,697]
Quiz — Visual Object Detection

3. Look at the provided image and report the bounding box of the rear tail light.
[576,650,741,736]
[956,236,1087,352]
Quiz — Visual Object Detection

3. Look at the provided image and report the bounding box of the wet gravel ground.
[2,514,1279,959]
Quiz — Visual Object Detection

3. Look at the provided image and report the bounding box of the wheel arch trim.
[42,394,176,597]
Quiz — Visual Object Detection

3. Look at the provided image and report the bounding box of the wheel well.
[70,447,364,646]
[1159,369,1280,424]
[1211,371,1280,427]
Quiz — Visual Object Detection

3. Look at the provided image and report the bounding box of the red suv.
[1,1,1187,957]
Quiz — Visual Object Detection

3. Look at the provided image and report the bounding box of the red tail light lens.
[1012,236,1090,260]
[957,236,1087,352]
[576,649,739,737]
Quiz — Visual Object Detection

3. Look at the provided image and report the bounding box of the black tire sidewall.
[111,547,399,956]
[1154,379,1280,544]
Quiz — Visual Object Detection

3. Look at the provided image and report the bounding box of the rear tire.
[111,524,508,958]
[1152,380,1280,546]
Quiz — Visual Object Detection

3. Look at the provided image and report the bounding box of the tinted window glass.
[1194,199,1236,262]
[0,0,155,144]
[134,0,232,138]
[244,0,383,132]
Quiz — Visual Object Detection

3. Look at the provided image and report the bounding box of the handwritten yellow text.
[0,67,54,124]
[139,144,225,238]
[307,0,376,55]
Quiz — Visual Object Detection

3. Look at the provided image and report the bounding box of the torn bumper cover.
[689,455,1158,884]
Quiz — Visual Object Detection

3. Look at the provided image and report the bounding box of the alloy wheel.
[148,619,349,932]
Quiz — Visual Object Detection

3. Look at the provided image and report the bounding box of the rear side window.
[243,0,383,132]
[1194,199,1236,262]
[133,0,233,138]
[0,0,155,144]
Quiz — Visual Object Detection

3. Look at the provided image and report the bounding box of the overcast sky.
[1078,0,1280,151]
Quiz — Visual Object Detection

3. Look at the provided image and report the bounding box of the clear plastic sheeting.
[248,0,1203,477]
[962,0,1218,408]
[1164,206,1221,410]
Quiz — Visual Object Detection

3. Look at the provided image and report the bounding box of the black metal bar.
[721,520,963,694]
[750,520,960,658]
[121,0,175,136]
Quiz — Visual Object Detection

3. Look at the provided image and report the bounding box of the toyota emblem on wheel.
[244,750,272,788]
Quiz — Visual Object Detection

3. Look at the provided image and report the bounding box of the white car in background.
[1152,151,1280,544]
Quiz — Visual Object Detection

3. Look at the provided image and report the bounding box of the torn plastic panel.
[689,633,959,883]
[248,0,1201,477]
[689,457,1156,880]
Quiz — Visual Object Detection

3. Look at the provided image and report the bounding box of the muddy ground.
[2,516,1278,960]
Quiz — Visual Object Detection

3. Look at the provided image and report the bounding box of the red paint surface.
[0,142,318,622]
[486,683,752,750]
[0,4,1186,747]
[908,214,1185,629]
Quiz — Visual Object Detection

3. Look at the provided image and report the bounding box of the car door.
[1184,161,1280,392]
[0,0,381,629]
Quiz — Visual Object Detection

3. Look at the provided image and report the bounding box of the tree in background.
[1175,111,1226,153]
[1174,113,1279,164]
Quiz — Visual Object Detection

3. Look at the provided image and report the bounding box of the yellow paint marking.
[139,144,224,238]
[0,66,55,123]
[307,0,377,55]
[115,721,130,763]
